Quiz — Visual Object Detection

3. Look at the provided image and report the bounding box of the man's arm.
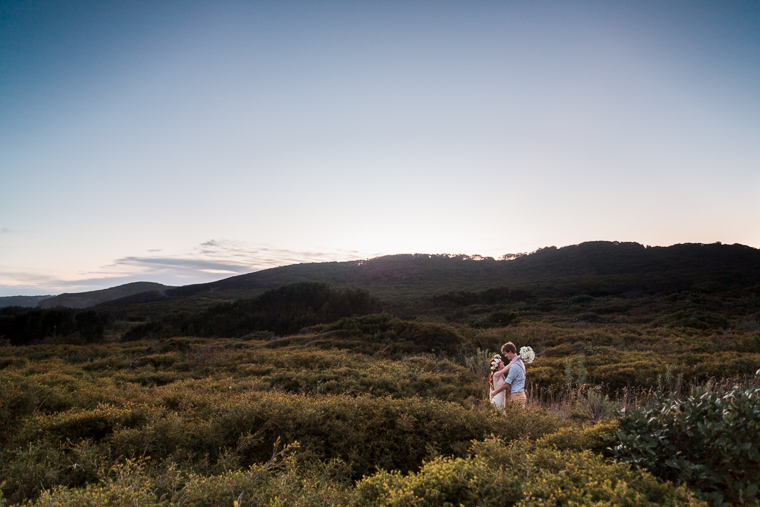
[490,381,511,397]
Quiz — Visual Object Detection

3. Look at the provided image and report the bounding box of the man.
[489,342,527,407]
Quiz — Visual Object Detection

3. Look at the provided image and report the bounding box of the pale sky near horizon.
[1,0,759,296]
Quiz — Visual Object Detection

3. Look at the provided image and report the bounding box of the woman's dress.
[491,376,507,410]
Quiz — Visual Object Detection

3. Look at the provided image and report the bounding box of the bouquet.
[489,354,503,371]
[519,346,535,364]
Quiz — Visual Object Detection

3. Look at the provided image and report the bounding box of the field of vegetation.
[1,242,759,506]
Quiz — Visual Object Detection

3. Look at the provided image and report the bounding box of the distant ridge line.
[38,282,171,309]
[5,241,759,310]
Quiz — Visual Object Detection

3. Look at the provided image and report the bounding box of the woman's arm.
[493,364,510,381]
[493,356,519,381]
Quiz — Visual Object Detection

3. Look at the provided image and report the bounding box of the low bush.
[319,313,396,335]
[204,394,563,479]
[537,420,618,454]
[519,447,705,506]
[614,386,760,506]
[471,309,520,328]
[30,403,148,442]
[355,439,704,507]
[30,458,160,507]
[355,454,514,506]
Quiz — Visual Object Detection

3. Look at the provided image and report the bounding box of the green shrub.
[355,439,704,507]
[537,421,618,454]
[520,448,704,506]
[472,309,520,328]
[665,310,730,330]
[614,386,760,506]
[122,322,172,342]
[29,403,148,442]
[320,313,396,335]
[1,438,107,502]
[355,454,513,506]
[171,456,350,507]
[568,294,594,305]
[30,458,160,507]
[1,442,66,503]
[209,394,562,479]
[389,320,463,356]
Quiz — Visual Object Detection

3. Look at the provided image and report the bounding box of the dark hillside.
[510,241,758,281]
[39,282,171,309]
[0,295,53,308]
[180,241,760,296]
[97,242,760,319]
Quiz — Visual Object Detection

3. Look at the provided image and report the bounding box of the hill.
[38,281,171,309]
[0,295,53,308]
[96,241,760,318]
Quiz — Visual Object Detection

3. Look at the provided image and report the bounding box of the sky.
[1,0,759,296]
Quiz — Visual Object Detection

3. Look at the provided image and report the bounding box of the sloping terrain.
[96,241,760,318]
[38,281,171,309]
[0,295,53,308]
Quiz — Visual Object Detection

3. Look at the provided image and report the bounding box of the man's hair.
[501,342,516,354]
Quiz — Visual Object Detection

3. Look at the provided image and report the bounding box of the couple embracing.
[489,341,528,409]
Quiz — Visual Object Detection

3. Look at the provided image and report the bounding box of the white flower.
[490,354,502,371]
[519,346,535,364]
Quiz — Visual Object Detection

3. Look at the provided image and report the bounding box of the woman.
[489,354,518,410]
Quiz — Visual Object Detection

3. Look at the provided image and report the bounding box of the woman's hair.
[488,356,501,389]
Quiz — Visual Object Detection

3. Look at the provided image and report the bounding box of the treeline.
[0,307,108,345]
[124,281,380,340]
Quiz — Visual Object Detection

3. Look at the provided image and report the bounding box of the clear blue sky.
[1,0,759,296]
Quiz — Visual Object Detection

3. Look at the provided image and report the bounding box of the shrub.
[520,448,704,506]
[355,439,704,507]
[355,454,513,506]
[472,309,520,328]
[30,403,148,442]
[209,394,563,479]
[122,322,172,342]
[30,458,160,507]
[170,456,350,507]
[389,320,463,356]
[575,311,602,323]
[537,420,618,454]
[2,438,106,502]
[614,386,760,506]
[320,313,396,335]
[1,442,66,503]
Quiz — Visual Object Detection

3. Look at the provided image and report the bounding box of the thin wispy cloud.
[109,240,374,277]
[0,270,137,295]
[0,240,376,296]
